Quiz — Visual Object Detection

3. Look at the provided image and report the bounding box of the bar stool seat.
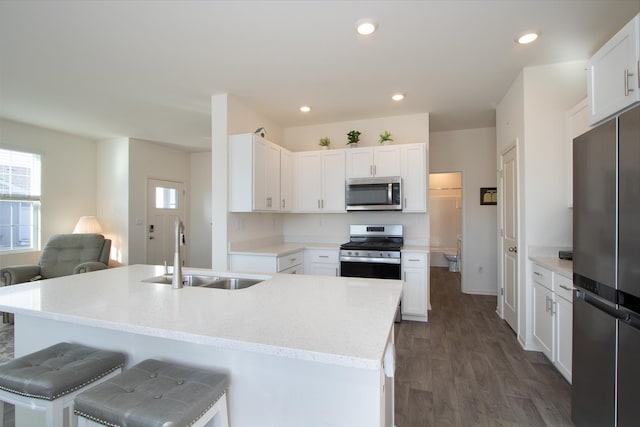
[74,359,230,427]
[0,342,125,427]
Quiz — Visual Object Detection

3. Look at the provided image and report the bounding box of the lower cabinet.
[304,249,339,276]
[531,262,573,383]
[229,250,304,274]
[401,252,428,322]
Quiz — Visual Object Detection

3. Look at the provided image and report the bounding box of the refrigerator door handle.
[577,290,629,321]
[624,311,640,331]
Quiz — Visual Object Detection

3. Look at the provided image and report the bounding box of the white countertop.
[0,265,402,370]
[228,242,338,256]
[529,256,573,278]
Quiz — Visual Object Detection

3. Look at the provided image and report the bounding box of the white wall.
[190,152,212,268]
[0,118,97,267]
[128,138,191,265]
[211,94,285,269]
[496,60,587,349]
[283,113,429,152]
[430,127,497,295]
[97,137,129,265]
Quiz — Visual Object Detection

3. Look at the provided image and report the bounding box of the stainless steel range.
[340,224,403,321]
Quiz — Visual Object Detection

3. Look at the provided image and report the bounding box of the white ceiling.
[1,1,638,150]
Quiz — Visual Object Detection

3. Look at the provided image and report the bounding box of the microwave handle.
[388,183,393,204]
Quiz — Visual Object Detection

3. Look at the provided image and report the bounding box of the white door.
[147,178,186,266]
[501,145,518,332]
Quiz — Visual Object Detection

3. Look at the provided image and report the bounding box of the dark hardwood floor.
[394,267,573,427]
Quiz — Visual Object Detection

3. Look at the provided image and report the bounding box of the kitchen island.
[0,265,401,427]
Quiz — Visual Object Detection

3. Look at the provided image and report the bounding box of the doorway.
[146,178,186,266]
[429,172,463,288]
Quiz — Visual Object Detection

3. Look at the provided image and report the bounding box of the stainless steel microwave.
[345,176,402,211]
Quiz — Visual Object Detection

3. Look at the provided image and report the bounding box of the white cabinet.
[229,250,304,274]
[401,144,427,212]
[533,266,555,361]
[531,262,573,383]
[293,150,345,212]
[554,274,573,383]
[401,252,428,322]
[346,146,401,178]
[229,133,286,212]
[305,249,339,276]
[587,14,640,125]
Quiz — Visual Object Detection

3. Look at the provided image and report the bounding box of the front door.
[146,178,186,266]
[501,144,518,332]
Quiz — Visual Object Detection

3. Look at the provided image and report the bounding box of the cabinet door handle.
[545,295,550,312]
[404,197,407,209]
[550,300,557,315]
[290,258,297,262]
[282,199,285,209]
[408,258,420,262]
[559,284,573,291]
[534,271,543,277]
[335,268,338,277]
[625,69,635,96]
[374,165,377,176]
[370,165,373,176]
[319,255,329,258]
[318,200,321,209]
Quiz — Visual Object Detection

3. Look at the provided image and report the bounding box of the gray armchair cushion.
[0,234,111,286]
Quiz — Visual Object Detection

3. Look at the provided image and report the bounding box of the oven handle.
[340,256,401,265]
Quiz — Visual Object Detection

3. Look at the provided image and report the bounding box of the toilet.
[444,236,462,272]
[444,252,459,272]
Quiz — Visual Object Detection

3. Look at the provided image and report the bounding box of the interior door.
[501,145,518,332]
[147,178,186,265]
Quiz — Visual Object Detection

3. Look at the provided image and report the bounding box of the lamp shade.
[73,216,103,234]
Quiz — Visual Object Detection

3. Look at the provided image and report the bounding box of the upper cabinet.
[346,146,401,178]
[587,14,640,125]
[280,149,293,212]
[229,133,288,212]
[401,144,428,213]
[566,98,593,208]
[293,150,346,213]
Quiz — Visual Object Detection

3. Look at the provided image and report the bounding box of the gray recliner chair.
[1,233,111,321]
[1,233,111,286]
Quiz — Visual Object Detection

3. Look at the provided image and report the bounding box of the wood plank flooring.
[394,267,573,427]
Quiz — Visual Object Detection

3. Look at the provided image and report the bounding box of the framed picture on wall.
[480,187,497,205]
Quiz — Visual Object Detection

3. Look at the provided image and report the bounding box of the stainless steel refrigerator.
[572,103,640,427]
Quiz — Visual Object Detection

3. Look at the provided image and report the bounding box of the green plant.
[319,137,331,147]
[346,130,361,145]
[379,130,393,144]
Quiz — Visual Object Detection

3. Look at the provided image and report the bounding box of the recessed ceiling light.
[356,20,377,36]
[392,93,405,101]
[516,32,539,45]
[300,105,311,113]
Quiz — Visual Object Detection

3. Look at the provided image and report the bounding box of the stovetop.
[340,240,402,251]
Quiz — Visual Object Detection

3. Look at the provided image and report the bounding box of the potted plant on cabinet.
[346,130,361,148]
[379,131,393,145]
[319,137,331,150]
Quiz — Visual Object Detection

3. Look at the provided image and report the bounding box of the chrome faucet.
[172,218,185,289]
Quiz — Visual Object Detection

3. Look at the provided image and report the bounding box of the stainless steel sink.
[200,278,262,290]
[142,274,262,289]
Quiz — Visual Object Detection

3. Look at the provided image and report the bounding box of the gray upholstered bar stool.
[0,342,125,427]
[74,359,230,427]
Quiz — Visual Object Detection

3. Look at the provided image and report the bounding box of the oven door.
[340,260,401,279]
[340,258,402,322]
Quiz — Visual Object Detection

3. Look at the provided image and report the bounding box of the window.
[155,186,178,209]
[0,148,41,252]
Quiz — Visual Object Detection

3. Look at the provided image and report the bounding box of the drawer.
[280,264,304,275]
[277,250,304,271]
[532,264,553,290]
[403,253,427,268]
[555,274,574,302]
[307,249,339,264]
